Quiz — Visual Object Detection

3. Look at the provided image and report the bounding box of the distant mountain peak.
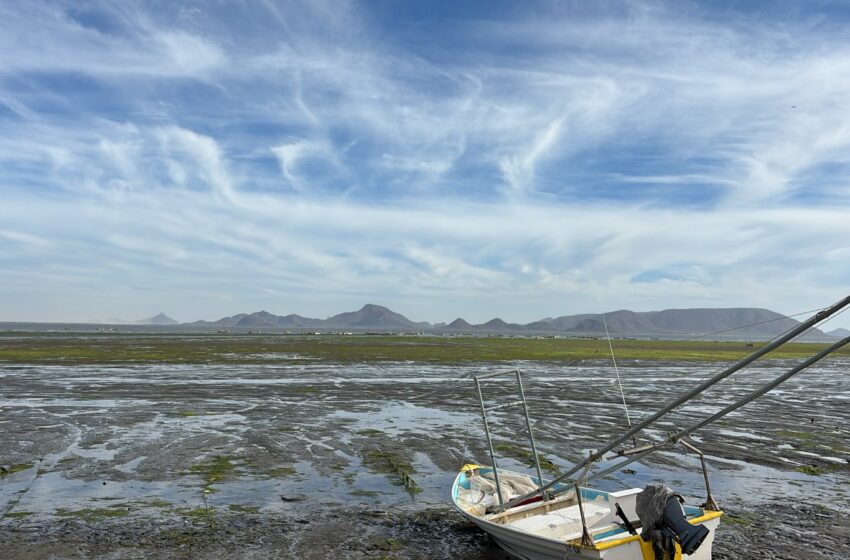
[327,303,420,329]
[359,303,388,311]
[137,313,178,325]
[447,318,472,329]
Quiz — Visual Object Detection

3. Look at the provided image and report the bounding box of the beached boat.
[452,295,850,560]
[452,465,721,560]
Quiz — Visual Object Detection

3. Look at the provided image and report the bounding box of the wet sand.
[1,334,848,558]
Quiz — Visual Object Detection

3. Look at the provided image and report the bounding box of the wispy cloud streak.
[0,1,849,324]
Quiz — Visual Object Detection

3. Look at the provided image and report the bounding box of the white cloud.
[1,1,850,326]
[157,127,236,202]
[0,3,226,79]
[270,139,340,191]
[155,31,226,76]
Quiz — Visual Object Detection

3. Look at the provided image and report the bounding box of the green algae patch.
[778,429,816,441]
[55,507,130,521]
[188,456,242,493]
[178,506,216,522]
[1,463,34,477]
[795,465,825,476]
[178,410,198,417]
[494,443,561,475]
[362,450,422,496]
[3,511,32,519]
[227,504,260,514]
[724,512,756,526]
[350,489,381,497]
[357,429,385,436]
[147,499,172,508]
[266,466,296,477]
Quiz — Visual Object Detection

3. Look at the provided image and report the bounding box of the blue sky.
[1,0,849,328]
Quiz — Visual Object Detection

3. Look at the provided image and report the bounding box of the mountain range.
[180,304,841,340]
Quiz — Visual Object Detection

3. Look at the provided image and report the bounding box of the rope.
[690,304,849,388]
[602,314,632,428]
[458,407,477,468]
[652,306,826,342]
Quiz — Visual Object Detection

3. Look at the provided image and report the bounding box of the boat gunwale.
[451,469,723,553]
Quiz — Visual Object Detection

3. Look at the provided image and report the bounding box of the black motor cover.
[661,496,709,555]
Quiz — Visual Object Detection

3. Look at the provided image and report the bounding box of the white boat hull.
[451,467,722,560]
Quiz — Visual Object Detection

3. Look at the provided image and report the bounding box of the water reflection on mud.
[1,356,848,557]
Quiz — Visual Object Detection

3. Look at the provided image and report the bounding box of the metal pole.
[579,335,850,489]
[681,440,719,511]
[672,335,850,442]
[515,369,545,488]
[475,376,504,506]
[575,483,595,546]
[491,299,850,514]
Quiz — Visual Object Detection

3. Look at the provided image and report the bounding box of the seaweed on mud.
[349,489,381,498]
[494,443,561,475]
[795,465,825,476]
[147,499,172,508]
[178,506,216,523]
[265,466,296,477]
[0,463,33,477]
[723,512,756,526]
[357,429,385,436]
[187,455,247,493]
[362,450,422,495]
[55,506,130,521]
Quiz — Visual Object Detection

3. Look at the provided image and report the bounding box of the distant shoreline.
[0,330,847,365]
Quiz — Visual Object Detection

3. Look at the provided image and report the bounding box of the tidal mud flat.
[1,333,849,558]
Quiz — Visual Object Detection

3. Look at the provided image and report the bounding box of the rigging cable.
[602,314,632,428]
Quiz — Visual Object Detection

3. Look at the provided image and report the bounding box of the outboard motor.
[636,484,709,558]
[661,495,709,555]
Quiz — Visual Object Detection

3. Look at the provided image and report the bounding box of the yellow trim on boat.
[588,510,724,551]
[638,540,681,559]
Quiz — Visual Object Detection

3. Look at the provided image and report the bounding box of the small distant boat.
[451,295,850,560]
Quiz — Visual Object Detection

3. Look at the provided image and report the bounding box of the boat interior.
[454,467,709,545]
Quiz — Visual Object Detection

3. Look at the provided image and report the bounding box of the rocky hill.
[184,304,832,340]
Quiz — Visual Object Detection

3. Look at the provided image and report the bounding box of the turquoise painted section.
[684,505,703,517]
[452,473,462,500]
[594,526,628,540]
[453,468,614,503]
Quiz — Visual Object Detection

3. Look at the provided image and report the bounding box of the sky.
[1,0,849,328]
